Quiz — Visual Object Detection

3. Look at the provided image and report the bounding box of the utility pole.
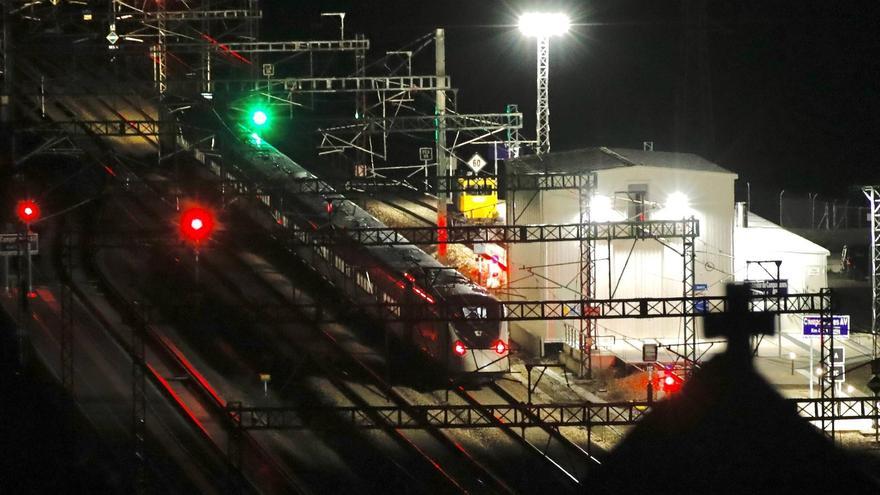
[1,0,15,171]
[435,28,448,262]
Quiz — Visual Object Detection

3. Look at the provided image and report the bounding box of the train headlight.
[453,340,467,357]
[493,340,508,355]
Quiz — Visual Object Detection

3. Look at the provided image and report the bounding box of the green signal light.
[251,109,268,126]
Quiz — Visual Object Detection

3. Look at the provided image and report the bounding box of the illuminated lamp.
[588,194,622,222]
[453,340,467,357]
[493,340,508,355]
[16,200,41,224]
[180,206,215,243]
[251,109,268,127]
[518,13,571,37]
[664,191,691,218]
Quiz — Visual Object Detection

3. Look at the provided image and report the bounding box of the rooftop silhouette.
[594,283,880,494]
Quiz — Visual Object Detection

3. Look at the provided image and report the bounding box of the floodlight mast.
[518,13,570,155]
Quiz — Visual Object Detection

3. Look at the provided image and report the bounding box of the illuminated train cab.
[189,125,510,377]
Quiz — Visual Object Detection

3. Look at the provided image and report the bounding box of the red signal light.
[180,207,215,243]
[16,200,40,224]
[493,339,508,355]
[453,340,467,357]
[659,370,683,394]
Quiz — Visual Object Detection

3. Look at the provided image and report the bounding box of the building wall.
[509,165,737,347]
[734,217,829,333]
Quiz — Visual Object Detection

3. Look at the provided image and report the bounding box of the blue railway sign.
[802,315,849,337]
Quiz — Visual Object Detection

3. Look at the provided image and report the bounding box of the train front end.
[444,293,510,376]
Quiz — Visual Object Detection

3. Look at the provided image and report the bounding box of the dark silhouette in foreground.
[595,283,880,494]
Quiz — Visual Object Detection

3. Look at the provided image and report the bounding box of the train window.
[382,293,401,316]
[334,255,346,273]
[462,306,488,319]
[356,272,374,294]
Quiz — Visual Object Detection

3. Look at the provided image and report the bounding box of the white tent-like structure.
[734,209,829,333]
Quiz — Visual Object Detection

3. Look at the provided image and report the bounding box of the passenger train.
[184,112,510,378]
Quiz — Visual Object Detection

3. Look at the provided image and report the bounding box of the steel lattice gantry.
[248,292,830,325]
[21,120,164,136]
[535,36,550,154]
[226,395,877,430]
[277,171,596,195]
[818,288,835,437]
[863,186,880,362]
[211,75,452,94]
[120,8,262,22]
[288,218,700,247]
[579,173,597,377]
[683,223,697,378]
[167,38,371,54]
[316,112,523,135]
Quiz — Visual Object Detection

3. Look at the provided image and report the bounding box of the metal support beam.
[862,186,880,362]
[683,220,697,378]
[19,119,167,136]
[211,75,452,94]
[226,406,244,492]
[317,112,523,135]
[152,4,167,96]
[169,38,370,53]
[435,28,449,262]
[249,292,830,324]
[2,0,14,171]
[536,36,550,154]
[288,218,700,247]
[578,174,596,377]
[122,9,261,22]
[226,395,878,430]
[819,288,834,438]
[197,168,593,196]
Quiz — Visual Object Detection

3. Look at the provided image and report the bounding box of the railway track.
[21,59,311,491]
[22,48,597,493]
[59,162,303,493]
[217,216,576,492]
[370,184,606,477]
[101,157,504,492]
[26,60,471,490]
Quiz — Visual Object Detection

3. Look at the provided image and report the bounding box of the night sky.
[261,1,880,198]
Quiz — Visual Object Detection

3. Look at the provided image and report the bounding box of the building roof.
[740,212,831,256]
[509,147,735,175]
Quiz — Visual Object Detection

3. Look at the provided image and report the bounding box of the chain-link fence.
[746,188,869,231]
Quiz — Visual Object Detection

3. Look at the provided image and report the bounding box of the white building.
[507,147,738,357]
[734,209,829,333]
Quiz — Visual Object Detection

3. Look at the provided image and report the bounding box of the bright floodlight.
[518,13,571,38]
[588,194,622,222]
[666,192,689,210]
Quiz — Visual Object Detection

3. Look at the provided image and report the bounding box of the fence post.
[779,189,785,227]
